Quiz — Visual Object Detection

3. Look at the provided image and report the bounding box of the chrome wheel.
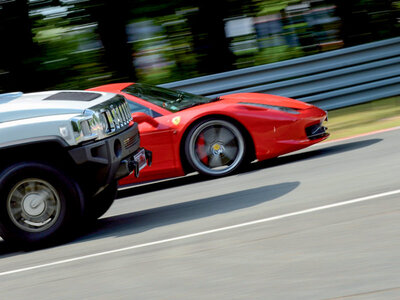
[7,178,61,233]
[186,119,245,176]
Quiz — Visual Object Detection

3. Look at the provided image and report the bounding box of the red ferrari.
[89,83,329,186]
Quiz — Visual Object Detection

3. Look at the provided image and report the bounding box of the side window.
[127,101,162,118]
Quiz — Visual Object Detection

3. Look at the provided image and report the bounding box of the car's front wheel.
[0,162,84,246]
[84,181,118,222]
[185,119,246,177]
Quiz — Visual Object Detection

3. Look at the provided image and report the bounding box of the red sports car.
[89,83,329,186]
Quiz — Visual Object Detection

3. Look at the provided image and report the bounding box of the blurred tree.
[187,0,236,74]
[334,0,373,45]
[0,0,37,92]
[1,0,399,93]
[256,0,301,15]
[334,0,399,46]
[87,0,137,82]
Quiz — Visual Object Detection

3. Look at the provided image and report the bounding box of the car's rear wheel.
[0,162,84,246]
[185,119,246,177]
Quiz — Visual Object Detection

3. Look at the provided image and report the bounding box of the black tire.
[185,119,246,177]
[0,162,84,246]
[84,181,118,221]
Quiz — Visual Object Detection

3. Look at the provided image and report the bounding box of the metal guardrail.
[161,37,400,110]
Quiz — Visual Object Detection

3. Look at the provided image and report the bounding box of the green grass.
[327,96,400,140]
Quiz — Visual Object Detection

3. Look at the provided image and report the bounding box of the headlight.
[241,102,300,114]
[71,110,104,143]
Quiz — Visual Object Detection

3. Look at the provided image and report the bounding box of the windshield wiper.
[209,96,220,102]
[181,102,205,109]
[180,96,220,110]
[175,92,184,103]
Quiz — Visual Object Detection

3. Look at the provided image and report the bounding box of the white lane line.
[1,189,400,277]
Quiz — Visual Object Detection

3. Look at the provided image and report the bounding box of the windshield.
[122,83,213,112]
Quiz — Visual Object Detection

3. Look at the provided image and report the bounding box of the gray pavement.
[0,128,399,299]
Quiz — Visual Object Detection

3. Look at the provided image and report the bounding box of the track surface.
[1,129,399,299]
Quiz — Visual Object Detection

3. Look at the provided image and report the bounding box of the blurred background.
[0,0,399,93]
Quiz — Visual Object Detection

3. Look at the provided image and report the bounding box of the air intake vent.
[305,123,328,140]
[44,92,101,101]
[123,135,139,149]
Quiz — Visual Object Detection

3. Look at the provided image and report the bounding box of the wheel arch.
[0,139,76,175]
[179,114,255,174]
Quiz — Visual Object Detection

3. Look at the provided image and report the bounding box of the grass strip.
[326,96,400,140]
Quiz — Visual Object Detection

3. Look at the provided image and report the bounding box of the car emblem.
[172,116,181,125]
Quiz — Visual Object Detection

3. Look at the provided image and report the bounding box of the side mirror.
[131,112,158,127]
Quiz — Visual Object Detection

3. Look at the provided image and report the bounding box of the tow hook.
[128,160,140,178]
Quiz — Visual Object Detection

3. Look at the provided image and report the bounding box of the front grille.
[100,97,132,134]
[306,123,328,140]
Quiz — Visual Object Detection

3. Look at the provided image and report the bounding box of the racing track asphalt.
[0,128,399,299]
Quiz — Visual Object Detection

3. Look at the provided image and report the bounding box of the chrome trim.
[71,95,133,144]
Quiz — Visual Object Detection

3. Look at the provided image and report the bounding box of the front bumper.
[115,148,152,180]
[254,106,329,161]
[68,123,150,187]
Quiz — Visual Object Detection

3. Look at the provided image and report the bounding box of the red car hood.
[219,93,312,110]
